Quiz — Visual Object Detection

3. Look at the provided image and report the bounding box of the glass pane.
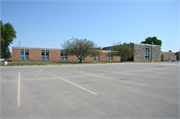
[20,57,24,60]
[25,52,28,55]
[46,51,49,56]
[107,58,110,61]
[61,52,63,56]
[41,52,44,55]
[110,59,112,61]
[41,58,44,60]
[94,57,96,60]
[45,58,49,60]
[82,58,84,61]
[60,58,64,60]
[25,49,29,52]
[21,51,24,55]
[25,57,29,60]
[64,58,67,60]
[97,58,99,61]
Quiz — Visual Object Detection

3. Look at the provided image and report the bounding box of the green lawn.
[1,61,175,66]
[0,61,124,66]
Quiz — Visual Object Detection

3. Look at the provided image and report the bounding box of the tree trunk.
[79,59,82,63]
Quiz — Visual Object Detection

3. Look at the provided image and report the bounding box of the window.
[20,49,29,60]
[145,46,149,61]
[145,56,149,61]
[107,52,113,61]
[94,55,99,61]
[60,51,67,61]
[41,50,49,60]
[78,54,84,61]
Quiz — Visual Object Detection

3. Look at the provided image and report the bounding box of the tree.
[61,37,102,63]
[1,21,16,58]
[161,54,165,60]
[111,42,134,62]
[141,36,162,46]
[174,52,179,56]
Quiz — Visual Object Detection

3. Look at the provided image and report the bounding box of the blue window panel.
[20,57,24,60]
[41,58,45,60]
[64,58,67,60]
[45,58,49,60]
[25,57,29,60]
[60,58,64,60]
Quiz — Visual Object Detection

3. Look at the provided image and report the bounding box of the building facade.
[134,43,161,62]
[12,47,120,62]
[12,43,161,62]
[160,52,177,60]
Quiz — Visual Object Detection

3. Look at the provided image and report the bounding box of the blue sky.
[1,0,179,52]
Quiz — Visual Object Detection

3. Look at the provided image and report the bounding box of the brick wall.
[99,52,107,62]
[161,52,176,60]
[49,50,60,61]
[29,50,41,61]
[13,49,20,61]
[84,55,93,62]
[68,55,78,62]
[113,56,120,61]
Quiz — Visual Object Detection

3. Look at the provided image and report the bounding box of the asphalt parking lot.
[1,62,179,119]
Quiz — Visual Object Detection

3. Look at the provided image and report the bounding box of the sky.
[1,0,179,53]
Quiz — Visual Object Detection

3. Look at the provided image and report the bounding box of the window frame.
[107,52,113,61]
[60,51,67,61]
[20,49,29,60]
[93,55,99,61]
[41,50,49,60]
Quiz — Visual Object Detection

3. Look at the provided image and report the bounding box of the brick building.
[103,43,161,62]
[160,52,177,60]
[12,43,161,62]
[12,47,120,62]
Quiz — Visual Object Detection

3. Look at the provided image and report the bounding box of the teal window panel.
[25,49,29,52]
[60,58,64,60]
[25,58,29,60]
[64,58,67,60]
[97,58,99,61]
[94,58,96,60]
[107,59,110,61]
[45,58,49,60]
[41,58,45,60]
[46,50,49,52]
[20,57,24,60]
[82,58,84,61]
[20,49,24,51]
[110,59,112,61]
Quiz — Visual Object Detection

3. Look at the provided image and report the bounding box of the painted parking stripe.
[17,72,21,106]
[46,71,98,95]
